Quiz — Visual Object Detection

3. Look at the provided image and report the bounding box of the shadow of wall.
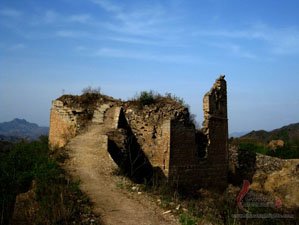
[107,109,155,183]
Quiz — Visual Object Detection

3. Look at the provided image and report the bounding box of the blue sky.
[1,0,299,133]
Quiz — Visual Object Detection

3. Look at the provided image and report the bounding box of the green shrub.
[179,212,198,225]
[137,90,156,106]
[239,143,268,155]
[164,92,185,106]
[133,90,188,107]
[81,86,101,94]
[267,144,299,159]
[0,137,98,225]
[238,142,299,159]
[0,139,47,225]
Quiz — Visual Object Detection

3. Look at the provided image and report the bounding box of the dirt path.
[64,124,179,225]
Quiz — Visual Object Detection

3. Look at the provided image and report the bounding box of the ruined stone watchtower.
[166,76,228,189]
[49,76,229,190]
[203,75,228,166]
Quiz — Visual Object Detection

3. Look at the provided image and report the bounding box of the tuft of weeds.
[179,212,198,225]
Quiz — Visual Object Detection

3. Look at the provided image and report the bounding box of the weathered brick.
[49,75,229,190]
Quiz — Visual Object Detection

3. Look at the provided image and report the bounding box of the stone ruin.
[49,76,228,190]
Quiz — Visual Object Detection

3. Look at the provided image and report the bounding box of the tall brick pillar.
[202,75,228,187]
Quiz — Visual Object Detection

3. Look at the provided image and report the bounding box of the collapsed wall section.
[167,76,229,190]
[48,76,229,190]
[49,93,120,148]
[202,75,229,187]
[124,101,190,178]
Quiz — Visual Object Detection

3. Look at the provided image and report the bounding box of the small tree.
[81,86,101,94]
[137,91,156,106]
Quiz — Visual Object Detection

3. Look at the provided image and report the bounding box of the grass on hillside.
[237,142,299,159]
[0,137,101,225]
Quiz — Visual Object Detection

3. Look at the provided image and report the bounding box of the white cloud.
[75,46,88,51]
[56,30,89,38]
[68,14,92,23]
[95,47,198,63]
[31,10,92,26]
[90,0,121,13]
[0,8,22,18]
[107,36,162,46]
[89,0,167,36]
[268,28,299,55]
[207,42,257,59]
[9,43,25,50]
[194,24,299,56]
[193,29,266,40]
[43,10,58,23]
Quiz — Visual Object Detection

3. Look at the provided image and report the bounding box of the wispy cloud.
[90,0,167,36]
[194,24,299,55]
[107,36,164,46]
[43,10,59,23]
[193,27,267,40]
[268,28,299,55]
[55,30,89,38]
[75,46,88,51]
[9,43,25,50]
[91,0,121,12]
[5,0,297,64]
[1,2,183,50]
[68,14,92,23]
[95,47,198,63]
[0,8,22,18]
[0,43,26,51]
[30,10,93,26]
[207,42,257,59]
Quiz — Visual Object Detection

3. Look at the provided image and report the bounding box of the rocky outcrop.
[268,139,284,150]
[229,146,299,210]
[251,155,299,210]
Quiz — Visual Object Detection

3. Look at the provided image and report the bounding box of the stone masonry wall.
[124,102,189,177]
[49,76,229,189]
[49,93,120,148]
[203,76,228,188]
[49,100,78,148]
[168,76,228,190]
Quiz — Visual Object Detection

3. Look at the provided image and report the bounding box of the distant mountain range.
[240,122,299,143]
[229,131,249,138]
[0,119,49,141]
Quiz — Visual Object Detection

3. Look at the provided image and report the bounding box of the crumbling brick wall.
[49,93,120,148]
[48,76,229,190]
[123,101,190,178]
[167,76,228,190]
[202,76,228,188]
[49,100,78,148]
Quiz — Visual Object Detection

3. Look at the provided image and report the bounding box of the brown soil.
[64,124,179,225]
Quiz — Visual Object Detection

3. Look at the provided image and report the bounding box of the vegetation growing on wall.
[132,90,187,107]
[81,86,101,94]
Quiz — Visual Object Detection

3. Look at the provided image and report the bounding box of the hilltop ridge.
[0,118,49,141]
[240,122,299,143]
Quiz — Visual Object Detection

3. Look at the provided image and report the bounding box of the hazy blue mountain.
[229,131,249,138]
[0,118,49,141]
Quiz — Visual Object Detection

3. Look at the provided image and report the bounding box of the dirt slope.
[64,124,179,225]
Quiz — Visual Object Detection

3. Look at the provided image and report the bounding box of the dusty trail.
[64,122,179,225]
